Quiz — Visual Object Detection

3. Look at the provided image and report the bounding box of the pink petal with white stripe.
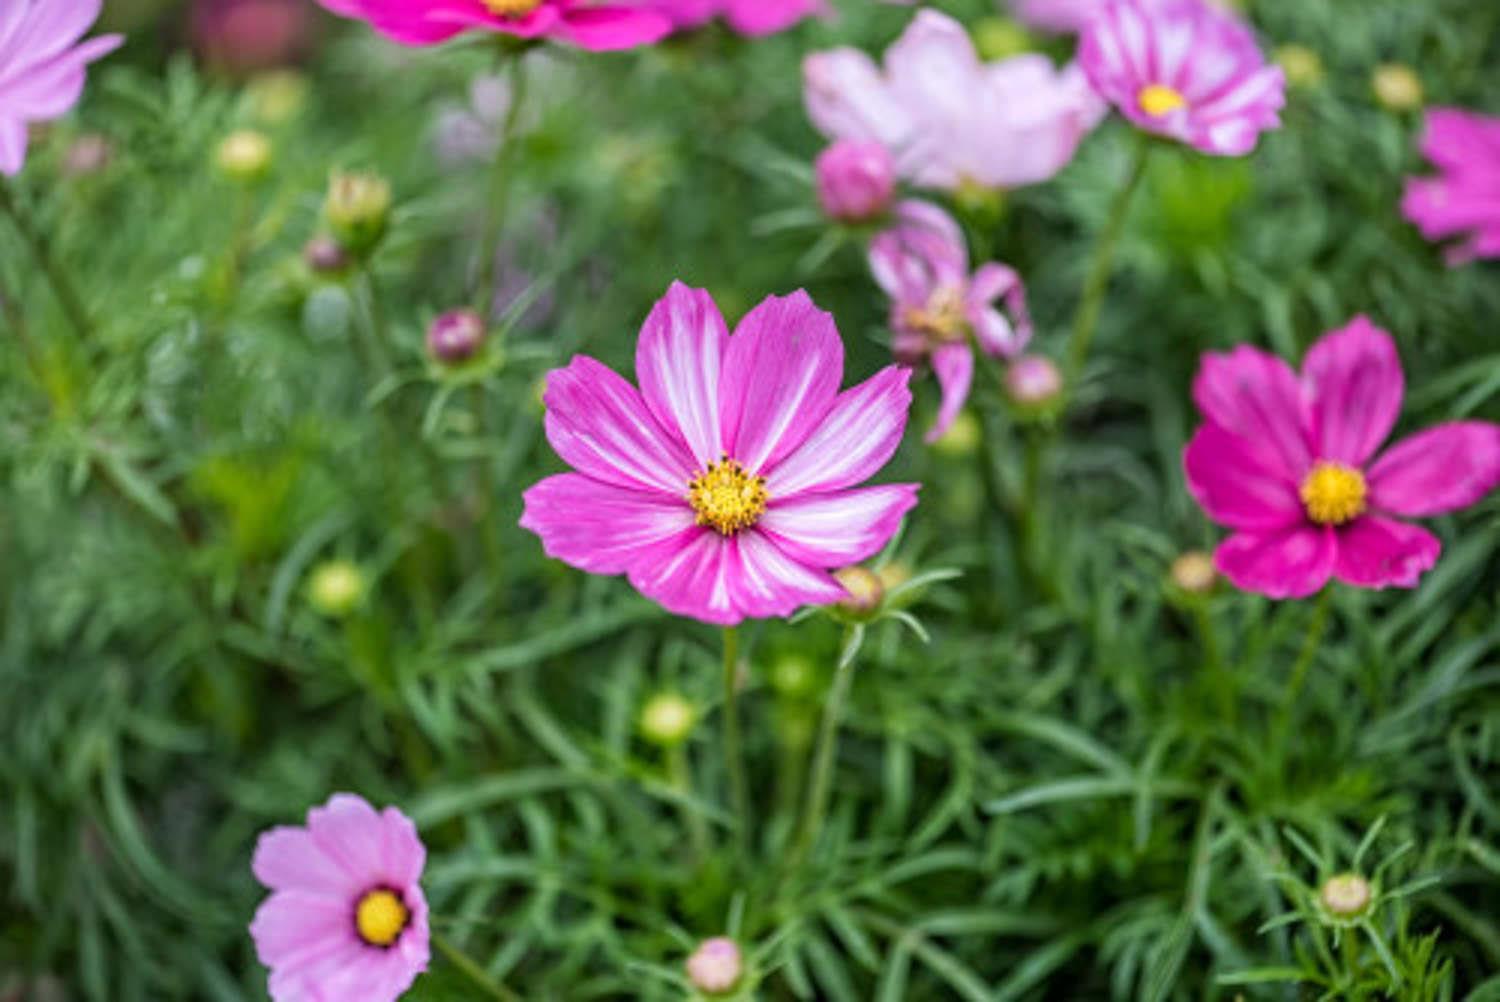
[760,486,919,566]
[636,281,729,469]
[768,366,913,497]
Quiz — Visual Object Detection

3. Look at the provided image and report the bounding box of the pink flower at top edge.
[1401,106,1500,264]
[0,0,123,175]
[804,9,1103,193]
[250,794,430,1002]
[1183,316,1500,599]
[314,0,671,51]
[653,0,824,37]
[869,200,1032,443]
[521,282,919,626]
[1079,0,1285,156]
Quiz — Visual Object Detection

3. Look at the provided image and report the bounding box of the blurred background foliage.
[2,0,1500,999]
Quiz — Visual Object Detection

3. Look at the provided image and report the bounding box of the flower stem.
[0,176,94,346]
[472,55,529,316]
[1064,134,1152,382]
[668,742,709,864]
[789,625,862,870]
[1273,588,1333,750]
[432,931,523,1002]
[720,625,751,865]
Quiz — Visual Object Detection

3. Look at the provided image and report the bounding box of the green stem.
[668,743,709,864]
[472,56,529,315]
[1193,600,1234,726]
[1273,588,1333,750]
[1064,135,1152,382]
[721,625,750,864]
[360,266,393,373]
[432,931,523,1002]
[790,626,862,870]
[0,176,93,345]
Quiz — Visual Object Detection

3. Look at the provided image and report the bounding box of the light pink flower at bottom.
[1401,107,1500,264]
[521,282,919,627]
[250,794,430,1002]
[1183,316,1500,598]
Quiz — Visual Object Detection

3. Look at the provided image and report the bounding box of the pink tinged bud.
[426,309,486,364]
[833,565,884,616]
[1004,355,1063,407]
[686,937,743,995]
[303,236,349,274]
[815,140,896,223]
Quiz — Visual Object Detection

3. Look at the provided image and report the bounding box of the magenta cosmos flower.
[521,283,919,626]
[251,794,430,1002]
[1184,317,1500,599]
[804,10,1102,192]
[315,0,670,51]
[652,0,823,37]
[1079,0,1285,156]
[0,0,122,175]
[870,200,1031,442]
[1402,107,1500,264]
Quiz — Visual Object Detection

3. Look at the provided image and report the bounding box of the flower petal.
[628,531,740,625]
[1332,516,1440,590]
[719,291,843,475]
[925,342,973,444]
[1183,423,1304,532]
[759,485,919,566]
[304,794,391,886]
[726,531,846,619]
[1214,525,1335,600]
[520,473,697,575]
[251,890,360,972]
[635,282,730,470]
[558,5,673,50]
[543,355,696,495]
[253,826,362,897]
[767,365,912,496]
[1192,343,1311,480]
[1367,421,1500,517]
[967,261,1030,358]
[802,47,911,150]
[1301,315,1404,467]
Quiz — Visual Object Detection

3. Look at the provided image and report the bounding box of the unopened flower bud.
[686,937,742,995]
[426,309,486,364]
[834,566,884,617]
[1319,873,1372,917]
[1005,355,1063,410]
[248,69,310,125]
[63,133,113,177]
[307,560,365,617]
[1170,550,1217,595]
[1372,64,1423,112]
[215,129,272,182]
[303,236,349,275]
[324,171,391,257]
[1275,44,1323,89]
[639,693,695,748]
[878,560,912,592]
[815,140,895,224]
[973,17,1032,61]
[931,410,981,457]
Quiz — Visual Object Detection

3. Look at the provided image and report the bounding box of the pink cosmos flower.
[520,282,919,626]
[815,140,896,223]
[250,794,430,1002]
[1008,0,1107,33]
[1079,0,1285,156]
[869,200,1031,442]
[1401,107,1500,264]
[314,0,671,51]
[652,0,823,37]
[804,10,1103,192]
[0,0,122,175]
[1183,317,1500,599]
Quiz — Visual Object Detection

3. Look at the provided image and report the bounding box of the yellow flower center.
[483,0,543,16]
[1300,462,1367,526]
[1138,83,1187,117]
[902,287,967,342]
[688,457,768,536]
[355,889,409,948]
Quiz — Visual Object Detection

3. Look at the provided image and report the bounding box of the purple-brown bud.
[815,140,896,223]
[426,309,486,364]
[303,236,349,275]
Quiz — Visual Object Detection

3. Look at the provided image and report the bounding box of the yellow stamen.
[355,889,409,948]
[1138,83,1187,117]
[483,0,543,16]
[901,287,967,342]
[688,457,768,536]
[1300,462,1367,526]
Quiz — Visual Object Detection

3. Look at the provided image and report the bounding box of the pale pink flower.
[521,282,919,626]
[1402,107,1500,264]
[686,937,743,994]
[0,0,122,175]
[652,0,823,37]
[804,10,1102,192]
[314,0,670,51]
[1009,0,1107,32]
[815,140,896,222]
[250,794,430,1002]
[1079,0,1284,156]
[1183,317,1500,599]
[869,200,1031,442]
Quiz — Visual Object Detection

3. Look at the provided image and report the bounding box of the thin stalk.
[1193,600,1234,726]
[668,743,709,864]
[471,56,530,316]
[0,176,93,345]
[789,625,862,870]
[359,266,394,374]
[1064,135,1152,382]
[470,383,505,586]
[1273,588,1333,750]
[721,625,750,864]
[432,931,523,1002]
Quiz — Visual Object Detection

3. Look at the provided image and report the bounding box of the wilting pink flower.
[870,201,1031,442]
[1079,0,1284,156]
[0,0,122,175]
[521,282,919,626]
[804,10,1102,192]
[1402,107,1500,264]
[816,140,896,222]
[1184,317,1500,598]
[250,794,430,1002]
[314,0,671,51]
[653,0,823,36]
